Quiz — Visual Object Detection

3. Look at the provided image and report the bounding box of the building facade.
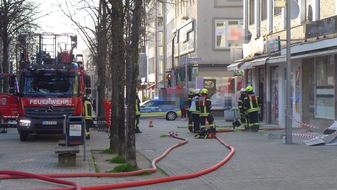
[146,0,243,111]
[230,0,337,129]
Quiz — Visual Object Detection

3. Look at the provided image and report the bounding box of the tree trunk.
[125,0,142,167]
[1,33,10,92]
[108,0,126,155]
[96,0,108,119]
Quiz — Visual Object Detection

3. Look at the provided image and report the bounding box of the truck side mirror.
[9,75,17,94]
[85,75,91,88]
[9,75,16,87]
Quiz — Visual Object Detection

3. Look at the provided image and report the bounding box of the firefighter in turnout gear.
[232,88,248,130]
[195,88,216,138]
[189,88,200,132]
[187,88,195,132]
[83,96,93,139]
[243,86,261,132]
[135,89,142,133]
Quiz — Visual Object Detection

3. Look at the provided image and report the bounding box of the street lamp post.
[285,0,292,144]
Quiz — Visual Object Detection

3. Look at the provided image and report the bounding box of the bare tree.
[103,0,126,156]
[58,0,108,119]
[0,0,39,91]
[61,0,144,166]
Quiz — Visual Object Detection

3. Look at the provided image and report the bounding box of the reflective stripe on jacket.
[244,94,260,113]
[136,96,141,115]
[199,95,211,116]
[83,100,93,120]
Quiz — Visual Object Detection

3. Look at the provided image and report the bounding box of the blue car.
[140,99,180,121]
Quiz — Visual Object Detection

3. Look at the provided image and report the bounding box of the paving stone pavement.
[0,116,337,190]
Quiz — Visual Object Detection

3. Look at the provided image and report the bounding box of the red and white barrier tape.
[289,133,316,139]
[287,114,320,130]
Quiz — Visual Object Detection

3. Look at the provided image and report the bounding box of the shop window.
[315,56,334,119]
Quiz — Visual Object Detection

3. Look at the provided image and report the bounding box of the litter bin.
[66,116,85,146]
[224,107,240,122]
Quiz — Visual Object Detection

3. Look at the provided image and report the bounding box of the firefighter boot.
[86,131,90,140]
[188,125,193,132]
[232,120,240,129]
[251,125,259,132]
[135,127,142,133]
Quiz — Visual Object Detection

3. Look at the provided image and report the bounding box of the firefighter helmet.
[201,88,208,95]
[188,88,194,95]
[194,88,200,95]
[239,88,246,93]
[245,86,253,92]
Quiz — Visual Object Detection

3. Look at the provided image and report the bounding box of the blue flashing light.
[72,62,78,69]
[154,96,159,100]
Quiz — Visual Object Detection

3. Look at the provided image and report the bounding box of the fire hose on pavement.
[0,133,235,190]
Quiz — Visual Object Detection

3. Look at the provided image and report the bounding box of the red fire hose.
[0,133,235,190]
[0,170,80,190]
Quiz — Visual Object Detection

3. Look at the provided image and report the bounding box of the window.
[261,0,267,20]
[148,58,155,74]
[315,55,334,119]
[158,60,164,75]
[158,32,163,46]
[249,0,255,24]
[158,17,163,27]
[215,19,243,49]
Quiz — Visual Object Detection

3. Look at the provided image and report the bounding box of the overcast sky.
[34,0,87,54]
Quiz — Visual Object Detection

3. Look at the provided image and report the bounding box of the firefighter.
[83,96,93,139]
[187,88,194,132]
[135,88,142,133]
[232,88,248,130]
[189,88,200,132]
[199,88,215,128]
[243,85,261,132]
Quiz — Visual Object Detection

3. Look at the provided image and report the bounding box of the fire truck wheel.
[20,132,29,141]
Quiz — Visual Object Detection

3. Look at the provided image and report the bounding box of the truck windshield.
[22,70,79,97]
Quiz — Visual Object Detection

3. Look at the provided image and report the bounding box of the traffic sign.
[187,57,202,62]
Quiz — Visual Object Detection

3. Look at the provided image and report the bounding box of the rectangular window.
[148,58,154,74]
[249,0,255,25]
[215,19,243,49]
[315,55,334,119]
[158,46,164,56]
[158,17,163,27]
[158,60,163,75]
[261,0,267,20]
[274,7,282,16]
[158,32,163,46]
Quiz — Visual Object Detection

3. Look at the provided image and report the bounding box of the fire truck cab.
[0,73,19,131]
[0,32,92,141]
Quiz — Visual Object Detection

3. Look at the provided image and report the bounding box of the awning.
[267,55,286,64]
[239,57,269,70]
[266,49,337,65]
[239,62,251,70]
[249,57,269,68]
[227,62,243,71]
[145,82,157,90]
[145,80,163,90]
[292,48,337,59]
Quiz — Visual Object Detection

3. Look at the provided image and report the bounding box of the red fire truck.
[0,33,92,141]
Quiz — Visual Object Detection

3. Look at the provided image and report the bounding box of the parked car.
[140,99,180,121]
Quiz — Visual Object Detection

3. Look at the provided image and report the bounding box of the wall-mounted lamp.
[182,16,189,20]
